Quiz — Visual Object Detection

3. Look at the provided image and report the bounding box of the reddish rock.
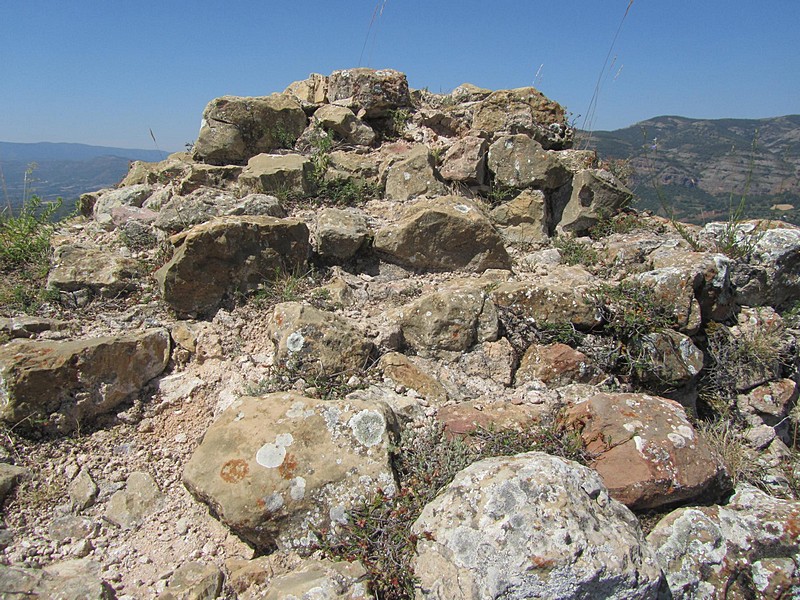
[515,342,599,388]
[564,393,729,509]
[436,401,545,439]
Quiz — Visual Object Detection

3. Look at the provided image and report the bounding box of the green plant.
[388,108,411,138]
[552,236,599,267]
[315,177,380,206]
[534,321,584,347]
[272,123,297,149]
[250,265,318,306]
[0,195,61,272]
[588,210,643,240]
[484,181,518,207]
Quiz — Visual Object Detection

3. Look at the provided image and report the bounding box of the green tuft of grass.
[553,236,599,267]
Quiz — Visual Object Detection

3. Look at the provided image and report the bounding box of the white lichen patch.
[289,477,306,500]
[623,420,644,433]
[348,410,386,447]
[286,331,305,353]
[286,400,314,419]
[667,433,687,448]
[264,492,284,512]
[329,505,347,524]
[256,442,287,468]
[633,435,646,453]
[674,424,694,440]
[275,433,294,447]
[453,203,471,214]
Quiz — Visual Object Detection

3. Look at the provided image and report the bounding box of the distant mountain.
[0,142,170,217]
[580,115,800,225]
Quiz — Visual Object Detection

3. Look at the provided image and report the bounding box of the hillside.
[582,115,800,225]
[0,142,169,217]
[0,70,798,599]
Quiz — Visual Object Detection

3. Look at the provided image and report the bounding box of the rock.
[267,302,374,378]
[490,189,549,243]
[738,378,799,429]
[174,163,243,195]
[556,169,633,235]
[105,471,164,529]
[152,187,239,233]
[491,266,602,330]
[155,216,310,316]
[48,515,96,542]
[552,149,598,172]
[0,329,170,433]
[238,153,313,196]
[647,484,800,599]
[378,352,448,403]
[183,392,397,551]
[285,73,328,107]
[0,316,68,339]
[314,207,370,262]
[487,134,570,189]
[92,184,154,228]
[635,267,703,335]
[327,68,410,118]
[192,94,307,165]
[374,196,511,272]
[225,193,286,218]
[119,151,193,187]
[398,287,497,357]
[0,559,114,599]
[264,558,371,600]
[564,393,729,509]
[472,87,572,149]
[47,244,141,297]
[0,462,27,503]
[439,135,488,184]
[313,104,376,146]
[326,150,381,181]
[384,144,446,201]
[69,467,99,511]
[160,562,223,600]
[515,343,599,388]
[436,401,544,439]
[411,452,665,599]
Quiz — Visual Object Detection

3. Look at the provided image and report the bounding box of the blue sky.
[2,1,798,151]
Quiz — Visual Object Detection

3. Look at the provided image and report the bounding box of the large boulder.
[374,196,511,272]
[384,144,446,201]
[472,87,572,149]
[155,216,310,316]
[564,393,729,509]
[183,392,397,551]
[0,329,170,433]
[439,135,489,185]
[47,245,141,297]
[515,342,599,388]
[314,207,370,262]
[490,189,550,243]
[237,153,313,196]
[327,68,410,118]
[398,287,498,357]
[556,169,633,235]
[192,94,307,165]
[411,452,665,599]
[267,302,374,378]
[91,183,154,227]
[647,485,800,599]
[284,73,329,107]
[487,134,570,190]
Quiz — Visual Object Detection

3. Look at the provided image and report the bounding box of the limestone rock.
[398,287,497,357]
[515,343,599,388]
[738,378,798,429]
[267,302,373,378]
[458,338,517,387]
[378,352,448,403]
[160,562,223,600]
[314,207,370,262]
[556,169,634,235]
[183,392,397,551]
[411,452,665,599]
[647,485,800,599]
[0,329,170,433]
[105,471,164,529]
[635,267,703,335]
[637,330,704,387]
[384,145,446,201]
[313,104,376,146]
[238,153,313,196]
[487,134,570,190]
[374,196,511,272]
[490,189,549,243]
[0,559,113,599]
[0,316,67,339]
[472,87,572,149]
[0,463,27,503]
[153,187,238,233]
[69,467,99,511]
[327,68,410,118]
[284,73,328,107]
[155,216,309,316]
[193,94,307,165]
[564,393,729,509]
[119,151,193,187]
[491,266,602,330]
[92,183,154,228]
[47,244,141,297]
[264,558,371,600]
[439,135,488,184]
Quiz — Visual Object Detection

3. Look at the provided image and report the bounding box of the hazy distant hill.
[0,142,169,217]
[580,115,800,225]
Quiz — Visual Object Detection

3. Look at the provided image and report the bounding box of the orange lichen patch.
[530,555,555,569]
[786,510,800,541]
[278,453,298,480]
[220,459,249,483]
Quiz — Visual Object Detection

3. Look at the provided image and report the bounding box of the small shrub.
[534,321,584,347]
[484,181,517,207]
[588,211,642,240]
[0,195,60,273]
[388,108,412,138]
[250,265,319,306]
[316,177,380,206]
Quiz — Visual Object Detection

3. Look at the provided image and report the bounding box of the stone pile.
[1,68,799,599]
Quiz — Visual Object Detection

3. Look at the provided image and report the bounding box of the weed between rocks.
[315,419,586,600]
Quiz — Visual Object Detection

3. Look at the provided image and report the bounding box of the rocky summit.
[0,68,799,599]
